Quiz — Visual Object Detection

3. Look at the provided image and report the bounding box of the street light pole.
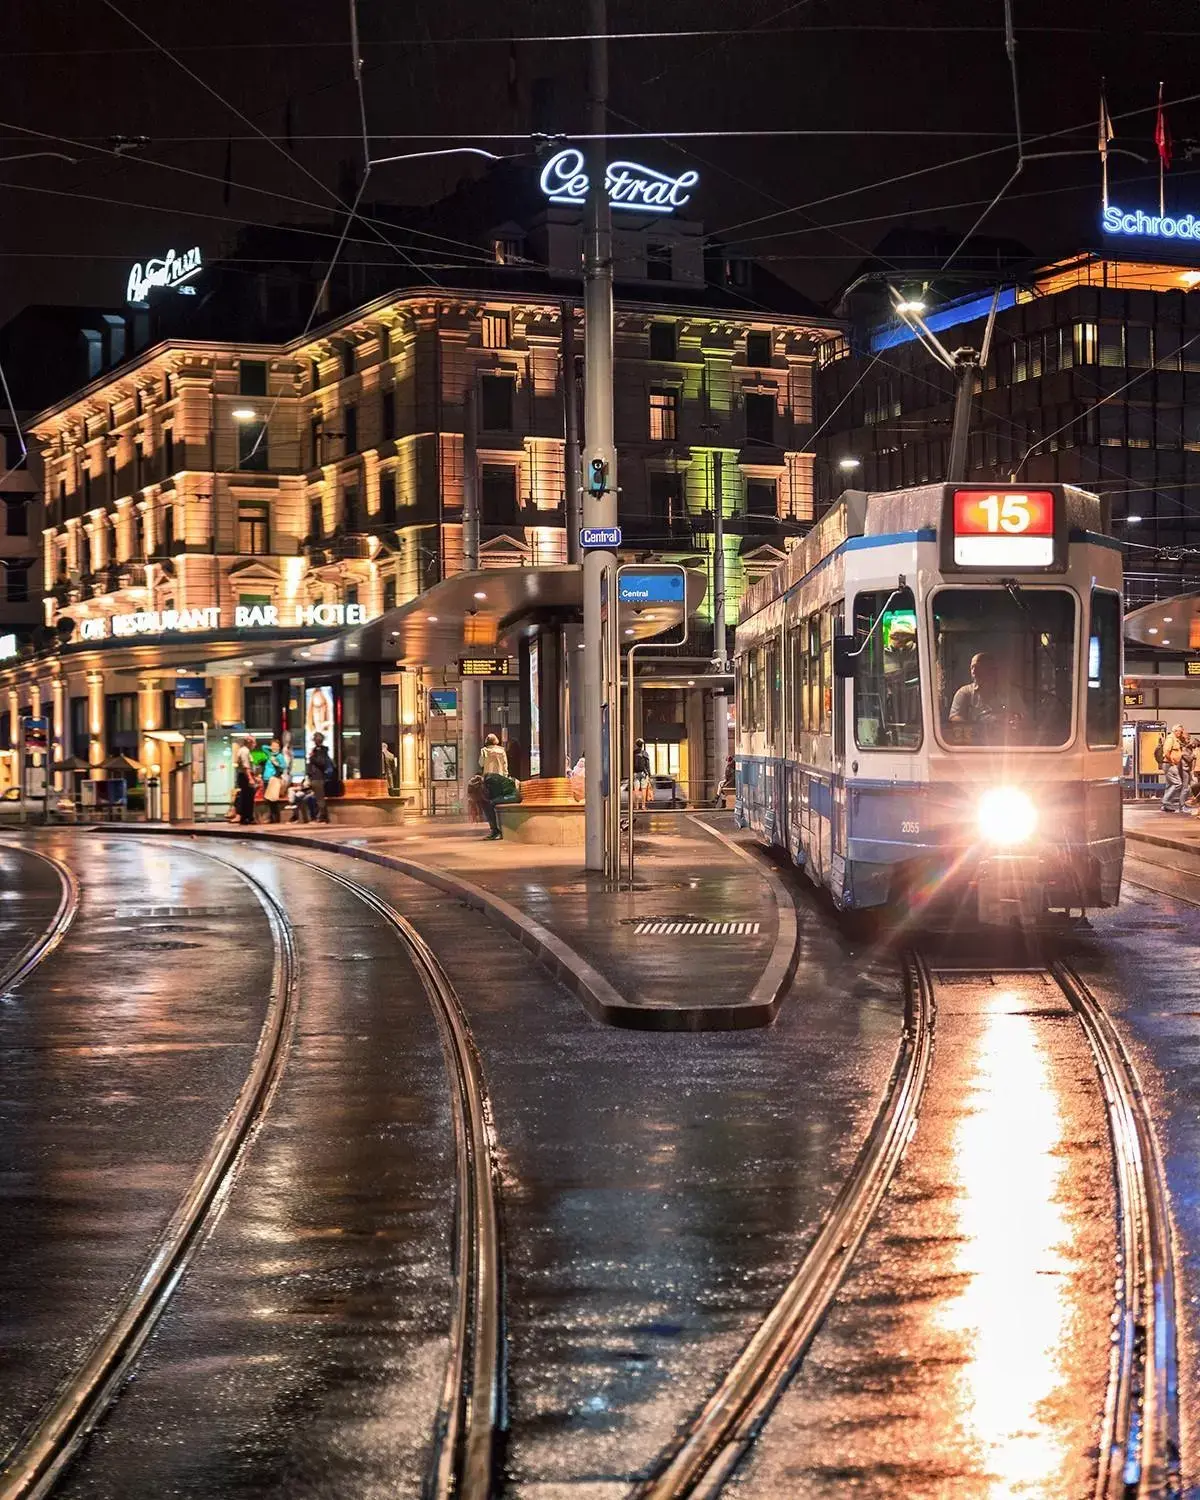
[461,390,482,806]
[583,0,618,873]
[710,449,728,802]
[947,347,980,483]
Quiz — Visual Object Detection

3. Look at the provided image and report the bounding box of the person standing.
[307,732,333,824]
[479,733,509,777]
[262,738,288,824]
[632,737,652,812]
[234,734,257,826]
[1161,724,1189,814]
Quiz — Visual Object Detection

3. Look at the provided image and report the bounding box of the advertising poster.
[305,684,335,744]
[528,639,541,777]
[429,689,458,715]
[430,743,458,782]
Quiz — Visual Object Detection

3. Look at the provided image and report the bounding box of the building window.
[492,236,522,264]
[164,427,175,475]
[343,485,361,530]
[649,322,677,361]
[107,457,118,504]
[244,686,273,732]
[70,696,88,760]
[480,374,514,431]
[383,577,397,611]
[105,692,138,752]
[237,419,268,471]
[6,563,29,602]
[341,342,355,378]
[239,359,268,396]
[309,415,322,469]
[1073,321,1098,365]
[746,331,772,367]
[648,471,686,535]
[1099,323,1124,367]
[481,464,518,524]
[482,313,510,349]
[744,392,775,447]
[159,503,175,554]
[4,499,28,536]
[83,467,92,507]
[381,389,395,442]
[346,585,359,607]
[344,403,358,454]
[646,242,672,280]
[649,388,678,442]
[379,470,397,524]
[746,478,778,519]
[238,502,270,554]
[817,335,849,369]
[311,358,322,390]
[239,591,271,612]
[309,497,324,539]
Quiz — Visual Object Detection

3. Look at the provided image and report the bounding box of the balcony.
[304,532,373,567]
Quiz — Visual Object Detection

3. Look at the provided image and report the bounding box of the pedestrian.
[632,737,652,812]
[1161,723,1190,814]
[233,734,257,826]
[262,737,289,824]
[481,770,521,839]
[307,731,334,824]
[480,733,509,777]
[467,773,501,839]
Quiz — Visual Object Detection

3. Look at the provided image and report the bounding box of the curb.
[96,823,783,1032]
[687,814,800,1025]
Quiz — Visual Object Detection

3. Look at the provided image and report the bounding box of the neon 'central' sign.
[126,246,203,304]
[538,148,698,214]
[1101,204,1200,241]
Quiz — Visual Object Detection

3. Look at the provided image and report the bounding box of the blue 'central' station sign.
[617,568,686,605]
[580,525,622,549]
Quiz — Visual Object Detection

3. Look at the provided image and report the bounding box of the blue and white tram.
[734,483,1124,923]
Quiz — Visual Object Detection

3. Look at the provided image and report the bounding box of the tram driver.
[948,651,1028,745]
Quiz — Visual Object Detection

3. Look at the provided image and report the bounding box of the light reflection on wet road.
[728,968,1114,1499]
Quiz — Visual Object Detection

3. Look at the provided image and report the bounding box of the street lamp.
[838,457,862,472]
[232,408,258,422]
[1125,514,1143,524]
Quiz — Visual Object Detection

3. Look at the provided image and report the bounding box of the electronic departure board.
[942,486,1064,572]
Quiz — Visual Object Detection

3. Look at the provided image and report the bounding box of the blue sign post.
[580,525,622,549]
[616,568,686,605]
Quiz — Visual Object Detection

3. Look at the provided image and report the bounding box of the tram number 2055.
[901,820,921,834]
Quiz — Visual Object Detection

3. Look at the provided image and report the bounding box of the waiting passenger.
[479,733,508,778]
[948,652,1028,744]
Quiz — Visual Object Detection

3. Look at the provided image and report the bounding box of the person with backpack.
[631,737,652,812]
[306,732,334,824]
[1160,724,1190,814]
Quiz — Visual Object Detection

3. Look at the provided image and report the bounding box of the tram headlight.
[977,786,1038,847]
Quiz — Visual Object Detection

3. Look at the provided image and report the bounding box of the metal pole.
[710,450,728,804]
[626,641,638,888]
[946,348,979,483]
[563,300,582,564]
[583,0,618,872]
[461,390,482,804]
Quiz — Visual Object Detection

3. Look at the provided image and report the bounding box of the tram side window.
[805,615,821,731]
[765,636,781,747]
[852,588,922,749]
[787,624,805,752]
[742,646,766,733]
[1086,590,1121,748]
[820,610,834,734]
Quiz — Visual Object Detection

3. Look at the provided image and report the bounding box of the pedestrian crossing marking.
[633,919,760,937]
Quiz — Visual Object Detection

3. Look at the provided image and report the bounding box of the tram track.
[0,844,79,995]
[0,844,298,1500]
[279,852,504,1500]
[635,951,935,1500]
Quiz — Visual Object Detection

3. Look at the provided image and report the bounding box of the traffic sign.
[617,568,686,605]
[580,525,621,549]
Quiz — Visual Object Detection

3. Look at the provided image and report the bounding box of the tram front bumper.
[976,853,1045,925]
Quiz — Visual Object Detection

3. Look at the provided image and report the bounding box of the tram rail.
[635,951,935,1499]
[0,844,298,1500]
[0,844,79,995]
[279,852,504,1500]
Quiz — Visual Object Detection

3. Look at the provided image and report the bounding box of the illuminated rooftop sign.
[1101,204,1200,242]
[538,148,698,214]
[126,246,203,304]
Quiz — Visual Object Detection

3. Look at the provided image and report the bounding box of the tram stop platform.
[1123,802,1200,905]
[105,813,801,1031]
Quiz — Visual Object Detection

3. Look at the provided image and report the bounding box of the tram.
[734,483,1124,924]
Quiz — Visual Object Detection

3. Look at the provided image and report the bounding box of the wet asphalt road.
[2,833,906,1497]
[0,840,67,977]
[0,835,274,1459]
[14,829,1200,1497]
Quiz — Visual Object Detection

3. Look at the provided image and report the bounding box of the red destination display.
[951,489,1056,568]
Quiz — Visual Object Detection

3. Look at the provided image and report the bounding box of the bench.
[497,776,585,845]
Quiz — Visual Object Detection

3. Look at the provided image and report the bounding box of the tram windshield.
[933,587,1076,748]
[853,588,922,749]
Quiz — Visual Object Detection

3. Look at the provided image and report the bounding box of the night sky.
[4,0,1200,325]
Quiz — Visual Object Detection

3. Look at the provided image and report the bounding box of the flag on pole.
[1157,81,1172,214]
[1099,82,1114,209]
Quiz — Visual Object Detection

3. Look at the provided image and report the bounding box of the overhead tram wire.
[709,83,1200,244]
[98,0,436,293]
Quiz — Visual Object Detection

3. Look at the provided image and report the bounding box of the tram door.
[830,604,848,904]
